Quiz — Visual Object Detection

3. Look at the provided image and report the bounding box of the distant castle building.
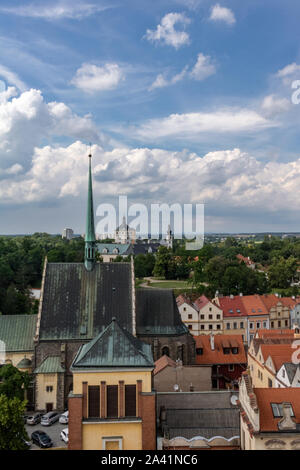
[62,228,74,240]
[114,216,136,244]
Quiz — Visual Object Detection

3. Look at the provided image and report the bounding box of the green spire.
[84,152,96,271]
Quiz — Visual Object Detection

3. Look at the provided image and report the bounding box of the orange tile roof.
[256,329,295,339]
[260,295,297,311]
[176,294,193,307]
[260,344,295,368]
[193,334,247,365]
[241,295,268,316]
[153,355,176,375]
[193,295,210,311]
[254,388,300,432]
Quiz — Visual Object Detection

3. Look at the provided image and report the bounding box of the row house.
[276,363,300,388]
[260,294,297,330]
[177,295,223,336]
[215,295,248,343]
[239,372,300,450]
[241,295,269,344]
[194,334,247,390]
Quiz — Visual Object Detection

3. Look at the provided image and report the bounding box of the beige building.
[215,295,248,343]
[260,295,296,330]
[194,295,223,335]
[239,372,300,450]
[176,295,200,335]
[34,356,65,412]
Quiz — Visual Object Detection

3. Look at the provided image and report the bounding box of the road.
[25,420,68,450]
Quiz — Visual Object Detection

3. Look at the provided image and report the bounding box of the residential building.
[193,295,223,335]
[236,254,255,269]
[157,390,240,450]
[239,371,300,450]
[290,301,300,328]
[260,294,296,330]
[215,295,247,343]
[176,295,199,335]
[276,363,300,388]
[97,243,131,262]
[68,318,156,450]
[153,355,212,392]
[248,341,296,389]
[194,334,247,390]
[242,295,269,344]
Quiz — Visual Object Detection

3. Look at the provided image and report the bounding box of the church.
[33,153,195,411]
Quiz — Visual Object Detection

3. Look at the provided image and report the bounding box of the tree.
[0,394,29,450]
[0,364,30,400]
[268,256,298,289]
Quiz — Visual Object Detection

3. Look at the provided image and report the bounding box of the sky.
[1,0,300,234]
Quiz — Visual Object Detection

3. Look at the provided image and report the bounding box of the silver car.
[59,411,68,424]
[41,411,59,426]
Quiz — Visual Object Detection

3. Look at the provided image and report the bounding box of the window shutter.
[125,385,136,417]
[107,385,118,417]
[88,386,100,418]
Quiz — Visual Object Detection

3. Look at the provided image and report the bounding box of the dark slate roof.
[129,243,161,255]
[39,262,133,341]
[34,356,65,374]
[0,314,37,352]
[163,408,240,440]
[283,362,299,383]
[72,318,154,369]
[136,288,188,336]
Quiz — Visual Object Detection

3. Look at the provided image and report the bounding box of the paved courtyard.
[25,420,68,450]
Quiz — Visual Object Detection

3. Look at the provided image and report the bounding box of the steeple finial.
[84,148,96,271]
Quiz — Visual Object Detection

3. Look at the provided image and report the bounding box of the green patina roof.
[85,155,96,244]
[17,357,32,368]
[0,314,37,352]
[97,243,131,255]
[34,356,65,374]
[71,318,154,369]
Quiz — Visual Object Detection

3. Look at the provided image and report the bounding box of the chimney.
[278,403,296,431]
[239,293,243,297]
[210,333,215,351]
[230,294,234,299]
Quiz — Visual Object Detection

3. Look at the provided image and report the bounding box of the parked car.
[26,413,43,425]
[60,428,68,444]
[59,411,68,424]
[41,411,59,426]
[31,430,53,448]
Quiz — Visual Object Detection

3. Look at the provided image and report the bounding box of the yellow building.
[239,372,300,450]
[34,356,65,411]
[68,317,156,450]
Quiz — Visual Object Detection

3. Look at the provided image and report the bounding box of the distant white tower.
[166,224,173,249]
[62,228,74,240]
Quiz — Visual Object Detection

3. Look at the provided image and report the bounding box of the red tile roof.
[193,334,247,365]
[260,295,297,311]
[254,388,300,432]
[176,294,192,307]
[256,329,296,339]
[193,295,210,311]
[241,295,268,316]
[153,355,176,375]
[237,254,255,266]
[217,295,247,318]
[260,343,295,369]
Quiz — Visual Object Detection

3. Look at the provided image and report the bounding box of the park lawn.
[149,280,192,289]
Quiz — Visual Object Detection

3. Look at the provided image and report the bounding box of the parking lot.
[25,420,68,450]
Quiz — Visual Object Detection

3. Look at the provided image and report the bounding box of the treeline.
[0,233,84,315]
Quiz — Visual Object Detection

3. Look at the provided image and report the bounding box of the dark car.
[31,430,53,448]
[27,413,43,425]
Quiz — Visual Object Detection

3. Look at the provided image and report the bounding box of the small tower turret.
[84,152,96,271]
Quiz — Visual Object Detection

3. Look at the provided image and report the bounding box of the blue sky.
[0,0,300,234]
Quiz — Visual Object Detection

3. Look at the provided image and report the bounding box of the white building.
[62,228,74,240]
[276,363,300,388]
[114,217,136,244]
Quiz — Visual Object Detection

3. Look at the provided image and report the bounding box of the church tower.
[84,152,96,271]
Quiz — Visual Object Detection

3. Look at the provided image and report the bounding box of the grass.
[148,280,191,289]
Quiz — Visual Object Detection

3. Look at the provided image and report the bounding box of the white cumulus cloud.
[190,53,216,81]
[261,94,291,117]
[145,12,191,49]
[71,63,124,93]
[209,4,236,25]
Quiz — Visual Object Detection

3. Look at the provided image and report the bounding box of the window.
[271,321,274,328]
[282,369,286,379]
[188,324,193,330]
[125,385,136,417]
[200,314,205,320]
[88,386,100,418]
[256,322,260,329]
[285,320,288,326]
[232,347,238,354]
[46,386,53,393]
[228,364,234,372]
[271,403,294,418]
[209,307,212,312]
[188,314,192,319]
[162,346,170,356]
[217,315,221,320]
[209,324,213,330]
[223,348,230,355]
[249,322,253,329]
[107,385,118,418]
[200,325,205,330]
[278,321,281,327]
[233,322,237,329]
[240,322,244,328]
[183,307,186,311]
[217,324,221,330]
[268,378,273,388]
[196,348,203,355]
[226,323,231,330]
[263,322,267,328]
[209,314,213,320]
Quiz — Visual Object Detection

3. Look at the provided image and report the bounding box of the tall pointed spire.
[84,151,96,271]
